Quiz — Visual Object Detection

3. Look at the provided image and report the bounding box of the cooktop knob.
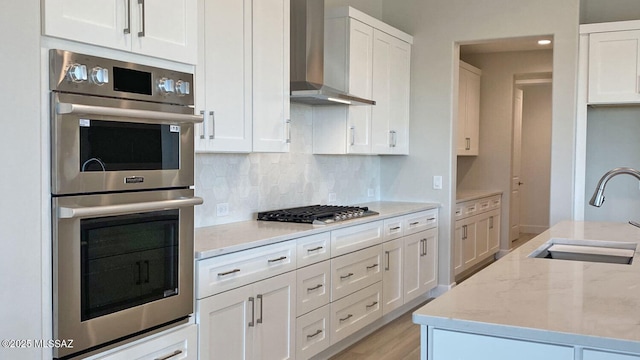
[158,77,175,94]
[175,80,190,96]
[67,63,88,82]
[90,67,109,85]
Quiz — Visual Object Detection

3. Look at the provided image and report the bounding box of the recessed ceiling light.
[538,39,552,45]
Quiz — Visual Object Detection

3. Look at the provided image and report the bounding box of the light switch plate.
[433,176,443,190]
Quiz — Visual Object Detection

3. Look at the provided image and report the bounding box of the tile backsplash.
[195,104,381,228]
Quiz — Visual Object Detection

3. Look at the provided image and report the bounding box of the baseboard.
[496,249,511,259]
[428,284,453,298]
[519,225,548,234]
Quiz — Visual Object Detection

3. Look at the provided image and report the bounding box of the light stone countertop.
[195,201,439,259]
[413,221,640,354]
[456,189,502,203]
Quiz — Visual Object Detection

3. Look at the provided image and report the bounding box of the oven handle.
[56,102,204,124]
[58,197,204,219]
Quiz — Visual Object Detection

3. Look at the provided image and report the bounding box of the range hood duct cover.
[290,0,375,106]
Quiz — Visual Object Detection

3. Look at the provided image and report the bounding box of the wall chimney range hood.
[290,0,375,106]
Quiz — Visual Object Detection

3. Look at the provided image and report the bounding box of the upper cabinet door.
[457,62,481,156]
[588,30,640,104]
[252,0,290,153]
[130,0,198,64]
[43,0,197,64]
[348,19,374,98]
[44,0,129,51]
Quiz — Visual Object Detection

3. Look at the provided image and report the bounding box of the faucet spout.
[589,167,640,207]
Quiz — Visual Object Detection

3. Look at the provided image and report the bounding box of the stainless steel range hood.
[290,0,375,106]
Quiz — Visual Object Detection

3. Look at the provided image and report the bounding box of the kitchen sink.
[528,238,636,265]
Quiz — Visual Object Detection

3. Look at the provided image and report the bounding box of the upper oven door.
[51,92,202,195]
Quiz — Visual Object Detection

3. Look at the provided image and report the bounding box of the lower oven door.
[53,189,202,359]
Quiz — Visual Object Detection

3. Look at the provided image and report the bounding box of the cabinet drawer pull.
[339,314,353,322]
[306,329,323,339]
[340,272,354,280]
[307,246,324,252]
[390,226,401,231]
[427,217,436,221]
[268,256,287,263]
[409,221,420,226]
[218,268,240,277]
[307,284,323,292]
[366,263,379,270]
[366,301,378,309]
[154,350,183,360]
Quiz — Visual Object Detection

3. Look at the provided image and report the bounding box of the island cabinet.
[43,0,197,64]
[454,194,501,276]
[587,29,640,104]
[312,7,412,155]
[457,61,481,156]
[195,0,290,153]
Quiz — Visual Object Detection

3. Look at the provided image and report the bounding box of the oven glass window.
[80,210,179,321]
[79,120,180,172]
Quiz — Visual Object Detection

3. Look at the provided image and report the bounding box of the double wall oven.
[50,50,203,359]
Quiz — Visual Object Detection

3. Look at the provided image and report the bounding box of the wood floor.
[329,302,431,360]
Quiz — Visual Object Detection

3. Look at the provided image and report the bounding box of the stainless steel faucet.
[589,167,640,227]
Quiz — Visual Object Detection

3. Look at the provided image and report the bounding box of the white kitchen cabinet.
[313,7,412,155]
[330,282,382,345]
[195,0,252,153]
[296,305,331,360]
[431,329,573,360]
[331,244,382,301]
[457,61,481,156]
[43,0,197,64]
[197,271,296,360]
[252,0,291,153]
[403,228,437,304]
[330,220,383,257]
[91,324,197,360]
[588,30,640,104]
[382,238,403,315]
[297,260,331,316]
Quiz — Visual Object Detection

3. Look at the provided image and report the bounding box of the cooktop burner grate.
[257,205,378,225]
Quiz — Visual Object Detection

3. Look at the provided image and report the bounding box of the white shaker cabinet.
[43,0,197,64]
[588,30,640,104]
[195,0,252,153]
[403,228,437,304]
[457,61,481,156]
[382,238,403,315]
[90,325,197,360]
[197,271,296,360]
[313,7,412,155]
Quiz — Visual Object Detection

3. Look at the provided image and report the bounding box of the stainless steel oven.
[50,50,203,359]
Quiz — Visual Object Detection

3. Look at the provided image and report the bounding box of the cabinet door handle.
[256,294,263,324]
[123,0,131,34]
[209,111,215,139]
[307,246,323,253]
[366,301,378,309]
[267,256,287,263]
[465,137,471,150]
[135,261,141,285]
[306,329,323,339]
[350,126,355,146]
[366,263,379,270]
[389,130,397,147]
[489,216,494,229]
[339,314,353,322]
[422,239,428,256]
[285,119,291,144]
[462,225,467,240]
[218,268,240,277]
[137,0,145,37]
[307,284,323,292]
[248,297,255,327]
[385,251,390,271]
[340,272,354,280]
[198,110,205,139]
[154,350,183,360]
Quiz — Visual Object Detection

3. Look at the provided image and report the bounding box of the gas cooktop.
[257,205,379,225]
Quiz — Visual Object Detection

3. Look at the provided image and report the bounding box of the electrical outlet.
[216,202,229,217]
[433,176,443,190]
[367,188,375,197]
[328,193,337,202]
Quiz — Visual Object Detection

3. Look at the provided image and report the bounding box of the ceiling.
[460,35,554,55]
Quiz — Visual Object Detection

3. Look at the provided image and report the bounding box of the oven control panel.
[49,49,194,106]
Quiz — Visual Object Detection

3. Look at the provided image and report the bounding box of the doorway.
[456,36,554,253]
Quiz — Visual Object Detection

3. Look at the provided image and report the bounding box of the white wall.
[379,0,579,285]
[580,0,640,24]
[457,50,553,247]
[325,0,382,19]
[0,1,44,359]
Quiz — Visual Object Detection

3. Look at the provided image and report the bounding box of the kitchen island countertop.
[413,221,640,355]
[195,201,439,259]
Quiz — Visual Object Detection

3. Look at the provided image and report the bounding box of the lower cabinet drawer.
[330,282,382,345]
[92,324,197,360]
[297,260,331,316]
[331,245,382,301]
[296,304,331,360]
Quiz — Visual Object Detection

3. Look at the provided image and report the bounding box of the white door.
[130,0,197,64]
[510,88,523,242]
[252,0,290,153]
[253,272,296,360]
[382,238,403,315]
[43,0,129,51]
